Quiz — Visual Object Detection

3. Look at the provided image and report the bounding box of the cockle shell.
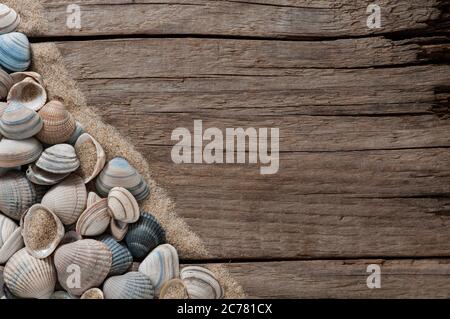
[159,279,189,299]
[67,121,85,145]
[103,272,154,300]
[138,244,179,295]
[0,5,20,35]
[125,212,166,261]
[0,213,23,264]
[54,239,112,296]
[98,235,133,276]
[7,77,47,112]
[87,191,102,207]
[96,157,150,201]
[11,72,43,86]
[75,133,106,183]
[76,198,111,236]
[110,219,128,241]
[180,266,224,299]
[21,204,65,259]
[0,101,43,139]
[36,144,80,175]
[0,32,30,72]
[81,288,104,299]
[26,164,69,186]
[36,100,76,145]
[0,137,42,167]
[0,69,12,99]
[0,171,43,221]
[41,174,87,225]
[108,187,139,223]
[4,248,56,299]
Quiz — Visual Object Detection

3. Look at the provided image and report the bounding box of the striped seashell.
[81,288,104,299]
[50,291,77,299]
[21,204,65,259]
[98,234,133,276]
[54,239,112,296]
[76,198,111,237]
[0,4,20,35]
[125,212,166,261]
[103,272,154,299]
[36,144,80,175]
[0,32,30,72]
[108,187,139,223]
[75,133,106,183]
[67,121,85,145]
[138,244,179,295]
[3,248,56,299]
[36,100,76,145]
[0,171,42,221]
[0,213,23,264]
[180,266,224,299]
[159,279,189,299]
[0,69,12,99]
[41,174,87,225]
[0,137,42,168]
[110,219,128,241]
[96,157,149,201]
[87,191,102,207]
[7,77,47,112]
[0,101,43,140]
[26,164,69,186]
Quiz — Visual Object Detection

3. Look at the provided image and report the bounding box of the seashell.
[87,191,102,207]
[96,157,149,201]
[59,230,82,247]
[0,32,30,72]
[159,279,189,299]
[0,266,4,299]
[0,214,23,264]
[26,164,69,186]
[0,101,43,139]
[98,235,133,276]
[76,198,111,237]
[41,174,87,225]
[110,219,128,241]
[81,288,104,299]
[127,262,140,272]
[67,121,84,145]
[36,144,80,175]
[0,171,42,221]
[7,77,47,112]
[11,71,44,86]
[103,272,154,300]
[180,266,224,299]
[50,291,77,299]
[0,69,12,99]
[138,244,179,295]
[3,248,56,299]
[36,100,76,145]
[0,137,42,167]
[125,212,166,261]
[21,204,65,259]
[108,187,139,223]
[75,133,106,183]
[54,239,112,296]
[0,5,20,35]
[0,102,5,115]
[0,166,20,177]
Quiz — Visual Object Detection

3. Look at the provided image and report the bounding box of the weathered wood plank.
[39,0,449,38]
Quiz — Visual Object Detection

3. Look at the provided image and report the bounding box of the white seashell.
[10,72,44,86]
[76,198,111,236]
[0,32,30,72]
[0,4,20,35]
[7,77,47,112]
[54,239,112,296]
[0,213,23,264]
[41,174,87,225]
[108,187,139,223]
[75,133,106,183]
[180,266,224,299]
[103,272,154,299]
[87,191,102,207]
[21,204,65,259]
[0,137,42,168]
[110,219,128,241]
[0,101,43,140]
[81,288,104,299]
[36,144,80,174]
[138,244,179,295]
[26,164,69,186]
[0,69,12,100]
[36,100,76,144]
[3,248,56,299]
[159,279,189,299]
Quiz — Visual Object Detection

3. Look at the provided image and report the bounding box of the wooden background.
[35,0,450,298]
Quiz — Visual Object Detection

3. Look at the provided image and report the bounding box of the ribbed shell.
[180,266,224,299]
[3,248,56,299]
[138,244,179,294]
[26,164,69,186]
[0,32,30,72]
[7,77,47,112]
[41,174,87,225]
[0,68,12,99]
[36,144,80,174]
[96,157,150,201]
[125,212,166,261]
[0,4,20,35]
[103,272,154,299]
[0,137,42,168]
[98,235,133,276]
[66,121,85,145]
[108,187,139,223]
[36,101,76,145]
[0,101,43,139]
[76,198,111,236]
[54,239,112,296]
[0,213,23,263]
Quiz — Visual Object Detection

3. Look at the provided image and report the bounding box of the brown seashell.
[76,198,111,237]
[81,288,104,299]
[75,133,106,184]
[36,100,76,145]
[87,192,102,207]
[159,279,189,299]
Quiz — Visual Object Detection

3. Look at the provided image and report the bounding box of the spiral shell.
[76,198,111,236]
[0,213,23,264]
[4,248,56,299]
[75,133,106,183]
[54,239,112,296]
[0,69,12,100]
[81,288,104,299]
[180,266,223,299]
[26,164,69,186]
[36,100,76,145]
[159,279,189,299]
[110,219,128,241]
[0,137,42,168]
[7,77,47,112]
[98,235,133,276]
[0,32,30,72]
[108,187,139,224]
[36,144,80,175]
[103,272,154,299]
[0,101,43,140]
[41,174,87,225]
[0,4,20,35]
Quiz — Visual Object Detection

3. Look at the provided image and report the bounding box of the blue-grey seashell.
[98,234,133,276]
[0,32,31,72]
[0,101,43,140]
[103,272,154,299]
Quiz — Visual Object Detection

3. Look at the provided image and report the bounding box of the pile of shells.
[0,3,223,299]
